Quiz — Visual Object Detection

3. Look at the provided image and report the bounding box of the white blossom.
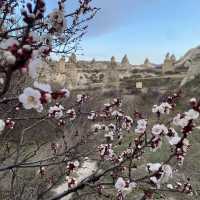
[104,131,114,141]
[161,164,173,183]
[152,124,168,136]
[167,135,181,145]
[112,110,123,117]
[185,109,199,120]
[48,8,66,34]
[150,176,161,189]
[190,98,197,103]
[149,164,173,189]
[19,87,43,112]
[88,111,96,120]
[3,51,16,65]
[92,124,102,132]
[0,38,19,49]
[167,184,174,189]
[66,160,80,172]
[115,177,126,191]
[146,163,161,173]
[135,119,147,133]
[166,128,181,145]
[173,113,190,128]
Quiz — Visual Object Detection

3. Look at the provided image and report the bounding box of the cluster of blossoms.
[19,86,69,112]
[152,92,181,116]
[151,124,168,136]
[175,138,190,165]
[135,119,147,134]
[95,95,198,198]
[76,94,89,104]
[47,1,66,35]
[152,102,172,115]
[87,99,122,121]
[149,124,168,151]
[104,123,116,141]
[92,123,107,133]
[48,104,78,124]
[171,98,200,164]
[92,122,121,142]
[115,177,137,199]
[146,163,173,189]
[65,176,77,189]
[66,160,80,173]
[48,104,64,119]
[112,110,124,118]
[122,115,133,131]
[5,118,15,129]
[97,144,114,160]
[0,1,51,78]
[119,147,134,159]
[0,118,15,134]
[88,111,97,120]
[102,98,122,116]
[166,179,193,195]
[174,179,193,195]
[173,109,199,131]
[165,128,181,146]
[66,109,76,121]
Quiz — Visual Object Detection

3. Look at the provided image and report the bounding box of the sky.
[47,0,200,64]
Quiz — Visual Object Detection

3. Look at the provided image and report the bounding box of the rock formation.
[111,56,117,66]
[181,47,200,86]
[121,54,129,65]
[170,54,176,64]
[91,58,96,64]
[104,56,120,89]
[162,53,175,74]
[144,58,150,68]
[34,50,191,91]
[175,46,200,68]
[143,58,155,68]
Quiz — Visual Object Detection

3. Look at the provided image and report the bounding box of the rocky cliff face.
[179,46,200,86]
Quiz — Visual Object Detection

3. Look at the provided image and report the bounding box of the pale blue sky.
[48,0,200,64]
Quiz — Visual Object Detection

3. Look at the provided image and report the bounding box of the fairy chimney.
[121,54,129,65]
[111,56,117,66]
[104,56,119,89]
[162,53,175,74]
[91,58,96,64]
[170,54,176,64]
[143,58,150,68]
